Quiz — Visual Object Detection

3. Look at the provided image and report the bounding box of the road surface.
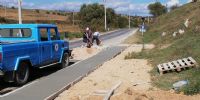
[70,29,133,48]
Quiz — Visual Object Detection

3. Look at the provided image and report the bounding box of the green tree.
[117,15,128,28]
[148,2,167,17]
[170,5,179,11]
[131,18,139,27]
[79,3,118,31]
[78,3,129,31]
[107,8,116,28]
[79,3,104,31]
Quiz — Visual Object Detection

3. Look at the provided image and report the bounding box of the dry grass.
[123,31,142,44]
[0,8,67,21]
[0,8,80,33]
[58,25,81,33]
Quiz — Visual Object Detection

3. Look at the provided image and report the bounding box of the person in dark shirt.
[83,27,93,48]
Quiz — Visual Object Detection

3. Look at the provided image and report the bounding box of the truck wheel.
[15,62,30,86]
[59,53,69,69]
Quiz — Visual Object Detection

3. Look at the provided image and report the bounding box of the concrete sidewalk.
[0,46,127,100]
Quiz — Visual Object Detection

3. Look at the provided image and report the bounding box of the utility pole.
[72,10,74,26]
[18,0,22,24]
[129,15,131,29]
[4,0,7,17]
[104,0,107,31]
[128,4,131,29]
[141,17,145,50]
[166,4,168,12]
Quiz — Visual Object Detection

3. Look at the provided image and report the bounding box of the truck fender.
[14,56,32,71]
[59,47,71,63]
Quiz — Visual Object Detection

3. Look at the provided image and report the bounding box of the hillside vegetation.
[126,2,200,95]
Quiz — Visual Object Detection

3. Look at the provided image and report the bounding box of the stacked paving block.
[157,57,198,74]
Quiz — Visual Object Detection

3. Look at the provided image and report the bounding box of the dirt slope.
[0,7,80,32]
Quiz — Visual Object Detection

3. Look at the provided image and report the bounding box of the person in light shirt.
[93,29,101,45]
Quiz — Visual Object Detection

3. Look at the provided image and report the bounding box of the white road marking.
[39,62,60,69]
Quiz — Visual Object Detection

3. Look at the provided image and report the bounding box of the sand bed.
[71,46,107,61]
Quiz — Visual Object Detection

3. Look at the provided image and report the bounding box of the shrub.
[0,17,7,23]
[11,6,15,9]
[35,9,40,13]
[148,2,167,17]
[52,12,56,15]
[46,11,50,14]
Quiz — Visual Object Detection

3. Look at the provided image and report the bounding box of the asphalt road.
[69,29,132,48]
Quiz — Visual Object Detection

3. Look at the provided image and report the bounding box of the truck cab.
[0,24,71,85]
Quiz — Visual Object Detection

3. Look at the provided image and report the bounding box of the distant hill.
[0,7,80,33]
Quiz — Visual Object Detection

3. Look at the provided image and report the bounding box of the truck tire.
[15,62,30,86]
[59,53,69,69]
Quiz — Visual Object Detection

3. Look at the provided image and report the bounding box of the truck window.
[0,28,31,38]
[50,28,58,40]
[40,28,48,41]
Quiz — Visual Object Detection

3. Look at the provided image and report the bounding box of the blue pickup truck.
[0,24,71,85]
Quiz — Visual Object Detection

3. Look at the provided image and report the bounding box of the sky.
[0,0,193,16]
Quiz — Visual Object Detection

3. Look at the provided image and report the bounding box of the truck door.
[39,28,52,65]
[49,28,62,62]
